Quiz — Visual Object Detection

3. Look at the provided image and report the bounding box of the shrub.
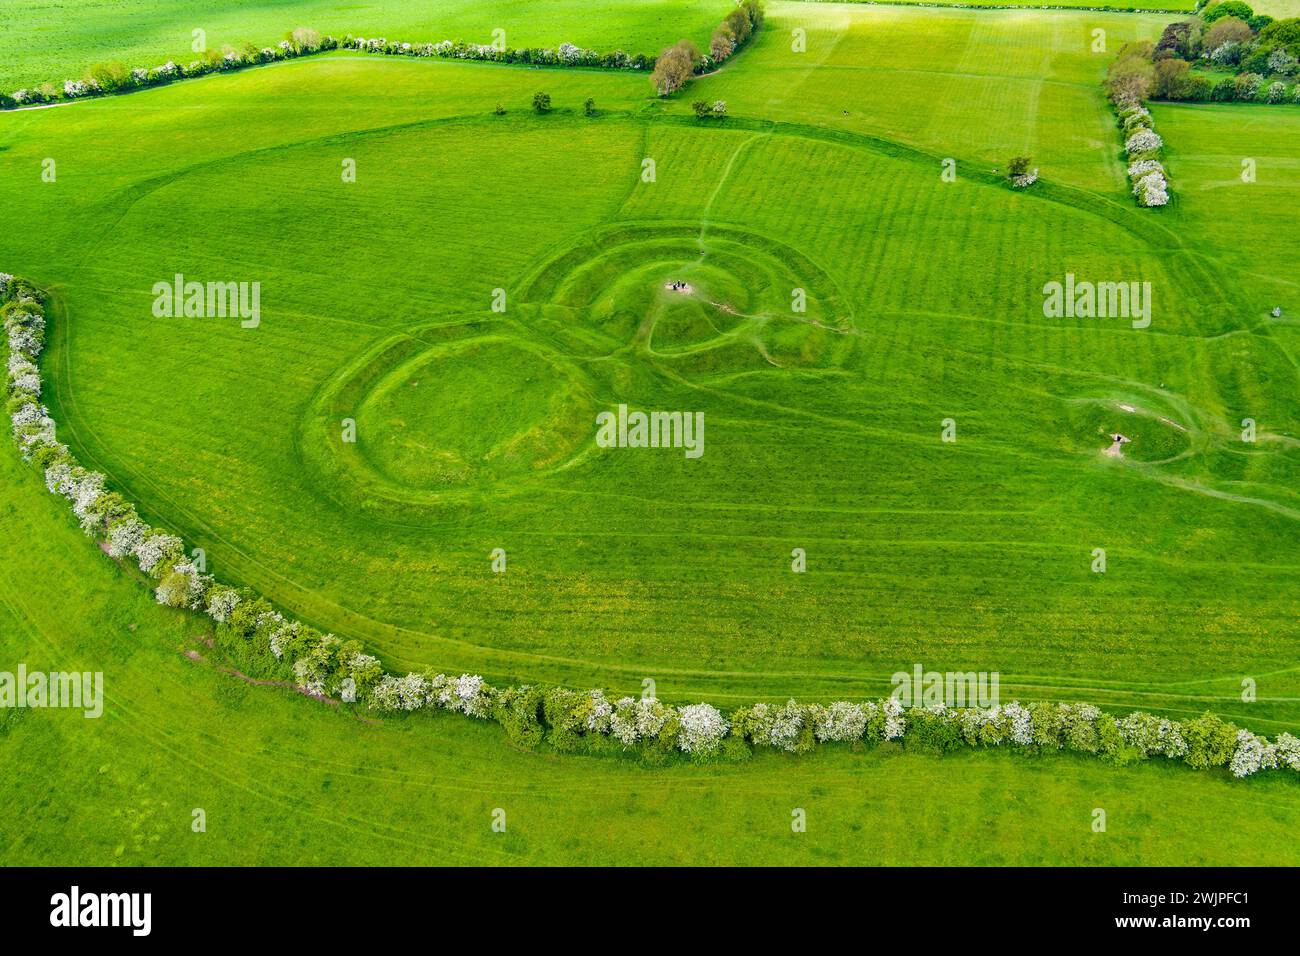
[609,696,672,746]
[1127,158,1165,180]
[1125,128,1163,154]
[540,687,588,751]
[1211,76,1239,100]
[86,61,130,92]
[289,27,322,53]
[1120,107,1152,134]
[370,672,431,712]
[134,530,183,576]
[205,585,242,623]
[1234,72,1264,99]
[677,703,729,755]
[1133,170,1170,206]
[811,701,869,742]
[1230,729,1278,777]
[156,561,207,609]
[1178,73,1215,100]
[1268,47,1298,76]
[1259,17,1300,57]
[105,516,147,559]
[905,707,961,753]
[583,96,596,116]
[1061,703,1102,753]
[531,91,551,113]
[1096,715,1142,765]
[1182,712,1239,769]
[1266,80,1288,101]
[492,685,546,748]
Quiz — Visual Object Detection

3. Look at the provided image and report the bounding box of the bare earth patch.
[1103,433,1131,458]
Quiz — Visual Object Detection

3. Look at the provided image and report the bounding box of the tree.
[692,99,712,118]
[726,8,754,45]
[1202,1,1255,24]
[1155,21,1198,60]
[650,39,700,96]
[1154,57,1190,98]
[1007,156,1032,178]
[532,91,551,113]
[1258,16,1300,53]
[710,27,736,61]
[1205,16,1253,54]
[1105,41,1157,104]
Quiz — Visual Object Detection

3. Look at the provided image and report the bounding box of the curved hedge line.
[4,273,1298,778]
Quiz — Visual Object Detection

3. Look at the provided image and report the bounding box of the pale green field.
[1253,0,1300,16]
[697,4,1177,193]
[2,1,1299,865]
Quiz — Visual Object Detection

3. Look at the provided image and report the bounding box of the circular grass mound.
[1066,397,1194,464]
[355,337,595,488]
[516,220,856,369]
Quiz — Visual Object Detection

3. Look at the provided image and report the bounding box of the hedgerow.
[1106,43,1172,207]
[2,4,764,112]
[4,271,1299,779]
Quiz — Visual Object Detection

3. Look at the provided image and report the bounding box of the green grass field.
[832,0,1198,9]
[0,0,725,91]
[2,1,1298,865]
[4,446,1299,865]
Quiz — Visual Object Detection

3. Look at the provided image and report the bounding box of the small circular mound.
[355,338,594,489]
[1066,398,1193,464]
